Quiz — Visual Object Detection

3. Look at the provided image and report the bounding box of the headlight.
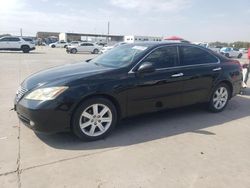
[25,86,68,101]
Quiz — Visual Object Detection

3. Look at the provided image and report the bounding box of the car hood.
[22,62,113,90]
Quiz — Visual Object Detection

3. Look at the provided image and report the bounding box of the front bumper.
[15,98,71,133]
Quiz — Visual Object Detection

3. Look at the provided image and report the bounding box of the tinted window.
[22,38,32,42]
[0,38,5,42]
[9,38,20,41]
[142,46,178,69]
[180,46,218,66]
[0,37,12,41]
[86,43,94,46]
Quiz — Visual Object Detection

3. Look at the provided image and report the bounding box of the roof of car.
[126,41,195,48]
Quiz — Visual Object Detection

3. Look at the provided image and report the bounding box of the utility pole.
[107,21,110,35]
[20,28,23,37]
[107,21,110,43]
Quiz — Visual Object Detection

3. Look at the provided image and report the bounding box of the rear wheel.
[238,53,242,58]
[71,48,77,54]
[51,45,55,48]
[72,97,118,141]
[225,53,230,58]
[208,83,230,112]
[21,45,30,53]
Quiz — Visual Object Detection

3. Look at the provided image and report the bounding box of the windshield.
[89,44,149,68]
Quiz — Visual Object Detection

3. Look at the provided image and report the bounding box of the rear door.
[86,43,94,52]
[78,43,88,52]
[9,37,21,49]
[178,45,222,105]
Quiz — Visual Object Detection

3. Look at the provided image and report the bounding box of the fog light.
[30,121,35,126]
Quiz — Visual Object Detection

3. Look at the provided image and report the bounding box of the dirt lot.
[0,47,250,188]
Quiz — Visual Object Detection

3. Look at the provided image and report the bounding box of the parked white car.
[100,42,127,53]
[220,47,243,58]
[66,42,102,54]
[49,41,68,48]
[0,36,35,53]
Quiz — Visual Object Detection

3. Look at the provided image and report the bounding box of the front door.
[127,45,184,116]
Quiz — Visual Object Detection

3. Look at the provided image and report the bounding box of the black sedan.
[14,42,242,141]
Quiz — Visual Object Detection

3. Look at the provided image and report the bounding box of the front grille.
[16,86,28,101]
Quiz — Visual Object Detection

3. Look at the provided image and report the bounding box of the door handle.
[171,73,184,77]
[213,67,222,71]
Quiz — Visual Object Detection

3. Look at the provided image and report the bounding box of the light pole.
[107,21,110,43]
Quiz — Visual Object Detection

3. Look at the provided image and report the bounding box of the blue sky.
[0,0,249,42]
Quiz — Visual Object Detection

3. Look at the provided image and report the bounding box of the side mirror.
[137,62,155,74]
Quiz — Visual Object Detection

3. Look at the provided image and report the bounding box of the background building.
[37,31,124,44]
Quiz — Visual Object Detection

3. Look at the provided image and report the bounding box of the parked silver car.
[66,42,102,54]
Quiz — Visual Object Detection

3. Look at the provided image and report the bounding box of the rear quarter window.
[23,38,33,42]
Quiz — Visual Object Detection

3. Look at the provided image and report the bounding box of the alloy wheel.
[213,86,228,110]
[79,104,112,137]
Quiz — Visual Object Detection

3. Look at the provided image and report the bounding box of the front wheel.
[238,53,242,58]
[72,98,118,141]
[208,84,230,112]
[93,49,99,54]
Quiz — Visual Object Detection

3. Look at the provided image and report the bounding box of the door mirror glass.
[137,62,155,74]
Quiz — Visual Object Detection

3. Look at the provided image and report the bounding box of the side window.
[1,37,11,42]
[87,43,94,46]
[81,43,86,46]
[180,46,218,66]
[141,46,178,69]
[10,38,20,42]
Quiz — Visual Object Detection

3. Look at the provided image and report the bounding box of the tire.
[72,97,118,141]
[71,48,77,54]
[208,83,230,112]
[21,45,30,53]
[238,53,242,58]
[64,45,67,48]
[225,53,230,58]
[93,49,99,54]
[51,45,55,48]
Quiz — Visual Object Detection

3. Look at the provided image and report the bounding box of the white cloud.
[0,0,26,13]
[109,0,191,12]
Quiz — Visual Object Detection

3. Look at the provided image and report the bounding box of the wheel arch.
[214,80,233,99]
[70,93,122,129]
[21,44,30,49]
[71,48,77,53]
